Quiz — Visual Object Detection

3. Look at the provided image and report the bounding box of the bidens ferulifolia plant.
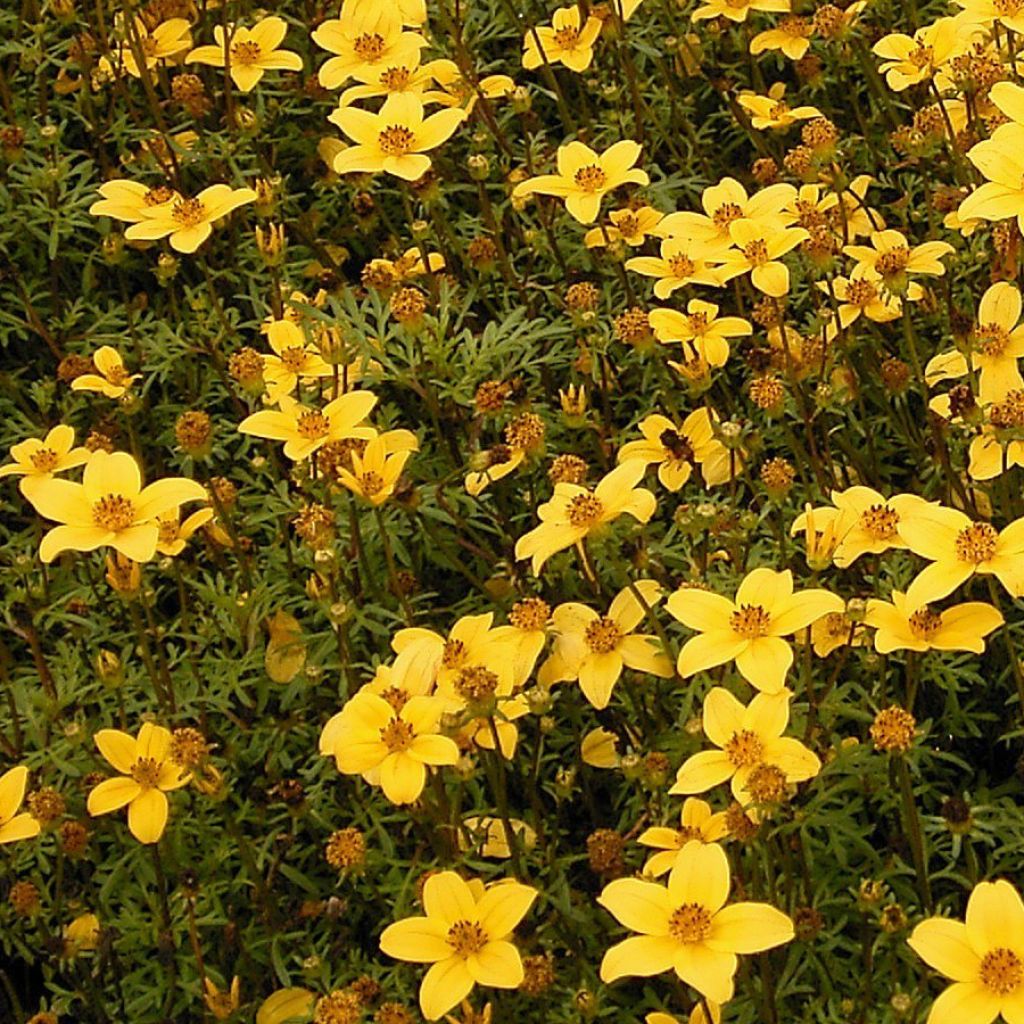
[5,0,1024,1022]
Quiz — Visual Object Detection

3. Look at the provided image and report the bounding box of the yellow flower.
[539,581,671,708]
[670,687,821,802]
[865,591,1004,654]
[335,53,437,108]
[967,425,1024,481]
[872,18,964,91]
[790,487,933,568]
[750,16,814,60]
[817,273,921,340]
[87,722,190,844]
[512,140,649,225]
[667,568,843,692]
[320,692,459,804]
[330,93,465,180]
[186,18,303,92]
[648,1006,721,1024]
[925,282,1024,403]
[71,345,139,399]
[63,913,101,955]
[909,879,1024,1024]
[156,506,214,557]
[810,611,867,657]
[692,0,788,21]
[26,450,207,564]
[261,319,334,401]
[658,178,795,247]
[459,816,537,859]
[648,300,752,368]
[737,83,822,130]
[427,60,516,112]
[392,613,512,692]
[238,389,377,461]
[514,460,657,574]
[955,0,1024,30]
[363,246,446,286]
[313,0,427,89]
[638,797,729,877]
[959,122,1024,233]
[584,206,664,248]
[625,237,731,298]
[379,871,537,1020]
[0,766,42,845]
[897,505,1024,606]
[598,840,794,1002]
[109,17,192,79]
[522,5,603,73]
[716,221,808,297]
[843,229,953,296]
[465,448,526,497]
[89,179,180,223]
[0,424,90,499]
[125,184,257,254]
[336,434,412,505]
[618,410,739,490]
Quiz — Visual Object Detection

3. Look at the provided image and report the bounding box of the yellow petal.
[379,916,451,962]
[127,788,169,844]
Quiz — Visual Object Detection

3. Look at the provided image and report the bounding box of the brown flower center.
[995,0,1024,16]
[566,492,604,528]
[380,65,412,90]
[574,165,607,192]
[730,604,771,639]
[130,756,162,788]
[92,494,136,532]
[668,254,696,278]
[768,101,790,121]
[455,665,499,702]
[158,519,179,545]
[509,597,551,631]
[725,729,764,768]
[379,685,410,711]
[378,126,416,155]
[875,247,909,277]
[144,185,175,206]
[846,278,878,306]
[379,717,415,753]
[172,198,205,228]
[686,311,709,333]
[745,763,787,803]
[553,26,581,49]
[860,504,899,540]
[353,33,386,61]
[29,448,59,472]
[673,825,702,846]
[975,323,1011,357]
[584,616,623,654]
[442,638,467,668]
[617,213,639,238]
[908,607,942,640]
[296,410,329,440]
[907,44,933,69]
[980,948,1024,994]
[712,202,743,228]
[668,903,712,943]
[743,239,769,266]
[358,470,386,496]
[279,346,308,371]
[954,522,998,564]
[230,39,262,65]
[447,919,489,957]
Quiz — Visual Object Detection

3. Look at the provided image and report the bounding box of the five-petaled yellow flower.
[865,591,1004,655]
[0,424,90,499]
[539,580,672,709]
[87,722,190,844]
[512,140,649,225]
[670,686,821,803]
[522,5,603,73]
[514,460,656,574]
[238,390,378,461]
[125,184,257,254]
[26,450,207,564]
[320,692,459,804]
[330,93,465,180]
[667,568,844,693]
[379,871,537,1020]
[909,879,1024,1024]
[598,840,794,1002]
[186,17,303,92]
[638,797,729,877]
[71,345,139,400]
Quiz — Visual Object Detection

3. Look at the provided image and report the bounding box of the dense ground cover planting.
[5,0,1024,1022]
